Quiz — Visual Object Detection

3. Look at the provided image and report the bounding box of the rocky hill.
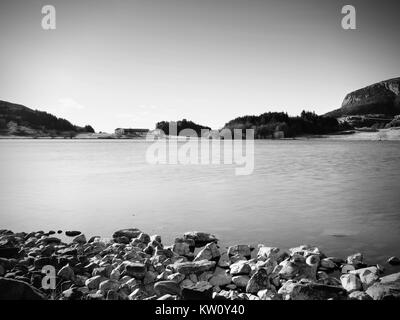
[0,100,94,137]
[326,77,400,118]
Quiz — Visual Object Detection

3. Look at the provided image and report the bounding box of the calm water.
[1,139,400,265]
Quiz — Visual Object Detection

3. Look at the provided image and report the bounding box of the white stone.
[340,273,362,292]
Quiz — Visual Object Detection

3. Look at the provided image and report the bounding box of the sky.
[0,0,399,132]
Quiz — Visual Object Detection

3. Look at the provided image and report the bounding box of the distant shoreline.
[1,128,400,141]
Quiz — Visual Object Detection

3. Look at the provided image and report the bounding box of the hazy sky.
[1,0,399,132]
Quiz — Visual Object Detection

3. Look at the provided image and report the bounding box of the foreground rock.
[183,232,218,248]
[0,278,45,300]
[169,260,216,275]
[387,256,400,265]
[154,281,181,297]
[182,281,213,300]
[279,281,347,300]
[340,274,362,292]
[65,231,81,237]
[194,243,220,261]
[366,272,400,300]
[1,228,400,300]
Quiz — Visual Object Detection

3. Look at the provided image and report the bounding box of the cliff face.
[326,77,400,118]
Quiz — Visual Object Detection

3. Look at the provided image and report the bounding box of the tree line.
[0,101,94,134]
[223,111,349,138]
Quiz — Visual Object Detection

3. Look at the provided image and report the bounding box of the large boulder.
[110,268,120,281]
[85,275,108,290]
[166,273,185,284]
[320,258,337,270]
[99,280,120,293]
[112,229,142,240]
[57,264,75,281]
[256,258,278,275]
[172,242,192,256]
[232,275,250,288]
[136,233,150,244]
[278,257,317,281]
[350,266,379,289]
[0,278,46,300]
[174,238,195,252]
[341,264,356,274]
[230,260,252,276]
[194,243,220,261]
[181,281,213,300]
[72,234,86,244]
[340,274,362,293]
[183,232,217,248]
[39,237,61,246]
[209,268,232,287]
[346,253,364,266]
[169,260,216,275]
[366,272,400,300]
[278,281,347,300]
[124,262,146,279]
[387,256,400,265]
[144,271,158,285]
[93,265,113,278]
[227,245,251,258]
[154,281,182,297]
[217,252,230,268]
[348,291,373,300]
[65,231,81,237]
[289,245,324,258]
[33,256,57,269]
[246,269,270,294]
[257,246,286,262]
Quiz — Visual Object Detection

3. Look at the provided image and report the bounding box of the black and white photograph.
[1,0,400,310]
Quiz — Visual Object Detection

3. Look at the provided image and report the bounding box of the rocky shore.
[0,228,399,300]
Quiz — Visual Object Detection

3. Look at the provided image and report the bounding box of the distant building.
[115,128,149,136]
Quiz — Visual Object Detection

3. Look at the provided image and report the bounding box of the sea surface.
[1,139,400,265]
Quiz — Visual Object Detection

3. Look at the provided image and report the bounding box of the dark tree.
[83,125,95,133]
[156,119,211,136]
[223,110,340,138]
[0,100,95,135]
